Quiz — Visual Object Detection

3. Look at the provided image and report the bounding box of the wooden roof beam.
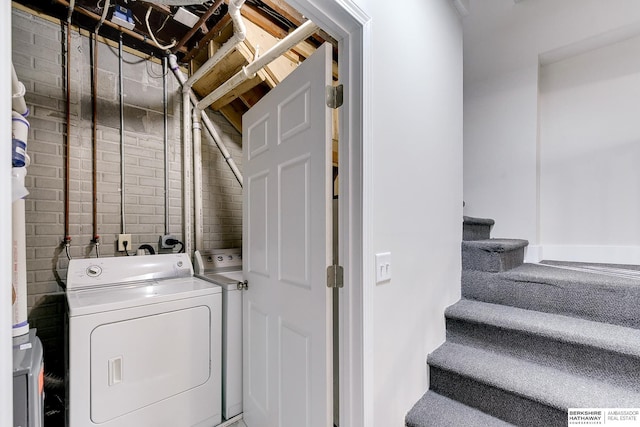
[172,0,224,53]
[182,13,231,62]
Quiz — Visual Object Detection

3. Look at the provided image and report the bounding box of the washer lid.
[67,277,221,316]
[197,270,244,291]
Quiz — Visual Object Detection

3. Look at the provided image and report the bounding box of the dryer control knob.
[86,265,102,277]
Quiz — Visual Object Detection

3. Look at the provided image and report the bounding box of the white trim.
[534,245,640,265]
[284,1,370,425]
[2,4,14,425]
[524,245,543,263]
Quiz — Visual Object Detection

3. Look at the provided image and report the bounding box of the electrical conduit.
[64,3,74,259]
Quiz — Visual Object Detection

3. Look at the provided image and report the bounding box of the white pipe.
[11,64,28,117]
[183,0,246,90]
[95,0,110,33]
[192,109,204,251]
[11,168,28,338]
[182,90,193,255]
[197,20,319,111]
[169,55,243,187]
[67,0,75,23]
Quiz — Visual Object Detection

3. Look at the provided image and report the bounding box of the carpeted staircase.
[405,217,640,426]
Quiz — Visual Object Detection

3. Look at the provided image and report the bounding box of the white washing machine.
[66,253,222,427]
[194,248,243,420]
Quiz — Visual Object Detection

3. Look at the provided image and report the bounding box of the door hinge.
[326,84,344,109]
[327,265,344,288]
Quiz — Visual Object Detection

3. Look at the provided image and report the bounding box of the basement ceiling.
[12,0,338,133]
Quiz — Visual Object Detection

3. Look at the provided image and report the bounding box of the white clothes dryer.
[66,253,222,427]
[194,249,243,420]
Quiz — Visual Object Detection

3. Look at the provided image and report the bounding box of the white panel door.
[243,42,333,427]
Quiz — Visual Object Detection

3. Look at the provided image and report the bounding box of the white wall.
[464,0,640,254]
[353,0,463,425]
[539,35,640,262]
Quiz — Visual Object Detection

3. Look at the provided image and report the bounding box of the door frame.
[285,2,372,426]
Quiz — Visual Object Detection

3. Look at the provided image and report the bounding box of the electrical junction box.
[174,7,200,27]
[111,5,135,31]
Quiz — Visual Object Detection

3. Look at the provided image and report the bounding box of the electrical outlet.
[118,234,131,252]
[160,235,176,249]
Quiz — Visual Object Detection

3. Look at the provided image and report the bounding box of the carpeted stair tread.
[462,239,529,253]
[463,216,495,226]
[405,391,515,427]
[446,299,640,358]
[463,263,640,327]
[428,342,640,409]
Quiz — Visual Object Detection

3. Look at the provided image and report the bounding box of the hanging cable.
[145,6,177,50]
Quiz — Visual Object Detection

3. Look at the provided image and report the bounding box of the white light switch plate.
[375,252,391,283]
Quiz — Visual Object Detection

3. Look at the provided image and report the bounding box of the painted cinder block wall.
[12,7,243,311]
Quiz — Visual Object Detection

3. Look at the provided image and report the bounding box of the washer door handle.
[237,280,248,290]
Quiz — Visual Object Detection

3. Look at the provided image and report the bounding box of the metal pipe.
[119,33,126,234]
[182,90,193,255]
[163,56,170,235]
[197,20,319,111]
[193,109,204,251]
[168,54,243,187]
[64,21,72,254]
[91,32,100,253]
[183,0,246,90]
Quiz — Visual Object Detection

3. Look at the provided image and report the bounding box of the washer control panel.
[199,248,242,271]
[66,253,194,290]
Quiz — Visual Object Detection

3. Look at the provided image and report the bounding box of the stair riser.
[462,270,640,329]
[463,224,492,241]
[462,247,525,272]
[446,318,640,391]
[429,367,566,427]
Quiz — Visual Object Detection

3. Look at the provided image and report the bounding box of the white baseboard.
[525,245,640,265]
[524,245,543,263]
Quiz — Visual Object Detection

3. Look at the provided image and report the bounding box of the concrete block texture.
[12,8,243,311]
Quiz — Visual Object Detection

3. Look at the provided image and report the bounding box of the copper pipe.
[54,0,188,54]
[173,0,224,53]
[64,21,72,247]
[91,33,99,248]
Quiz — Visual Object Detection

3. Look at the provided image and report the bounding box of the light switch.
[375,252,391,283]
